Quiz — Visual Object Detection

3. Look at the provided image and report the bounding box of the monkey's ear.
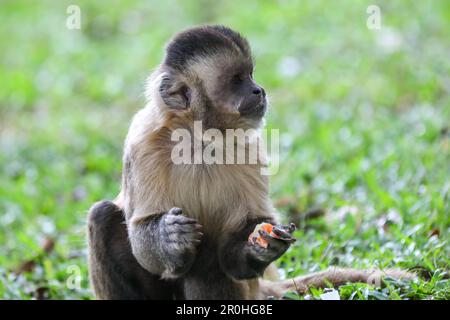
[159,74,191,109]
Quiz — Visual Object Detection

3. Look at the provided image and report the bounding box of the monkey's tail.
[259,267,416,299]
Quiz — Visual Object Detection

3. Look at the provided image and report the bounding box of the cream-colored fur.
[118,67,276,232]
[115,65,416,300]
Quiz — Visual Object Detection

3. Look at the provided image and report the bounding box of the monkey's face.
[158,25,267,129]
[159,55,267,130]
[214,58,267,119]
[188,55,267,120]
[231,71,267,119]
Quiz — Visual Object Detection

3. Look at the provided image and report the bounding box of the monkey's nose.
[253,87,266,97]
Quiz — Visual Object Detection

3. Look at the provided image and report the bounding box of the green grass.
[0,0,449,300]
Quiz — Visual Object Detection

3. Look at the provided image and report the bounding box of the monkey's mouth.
[252,102,267,117]
[238,99,267,118]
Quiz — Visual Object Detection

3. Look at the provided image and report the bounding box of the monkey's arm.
[88,200,181,299]
[218,218,292,280]
[128,207,203,279]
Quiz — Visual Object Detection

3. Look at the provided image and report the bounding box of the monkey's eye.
[232,74,243,84]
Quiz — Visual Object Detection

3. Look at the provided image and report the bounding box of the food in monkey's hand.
[248,222,296,248]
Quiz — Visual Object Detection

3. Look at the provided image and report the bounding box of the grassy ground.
[0,0,449,299]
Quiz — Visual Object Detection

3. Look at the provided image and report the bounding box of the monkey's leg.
[218,218,294,280]
[183,270,248,300]
[87,200,179,299]
[182,240,251,300]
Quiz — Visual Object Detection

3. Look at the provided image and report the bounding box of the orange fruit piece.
[248,223,276,248]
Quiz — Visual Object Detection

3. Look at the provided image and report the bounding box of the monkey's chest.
[168,165,265,231]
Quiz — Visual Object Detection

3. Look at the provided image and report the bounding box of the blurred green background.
[0,0,449,299]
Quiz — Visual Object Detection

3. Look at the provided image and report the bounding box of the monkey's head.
[150,25,267,130]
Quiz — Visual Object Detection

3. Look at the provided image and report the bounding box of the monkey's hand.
[248,224,295,264]
[219,222,295,280]
[158,207,203,278]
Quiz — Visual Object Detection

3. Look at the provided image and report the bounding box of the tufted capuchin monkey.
[87,25,415,300]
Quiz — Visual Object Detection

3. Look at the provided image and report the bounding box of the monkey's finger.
[272,225,296,239]
[168,207,183,215]
[277,223,296,234]
[258,230,275,242]
[259,229,295,244]
[183,231,203,245]
[271,227,291,239]
[290,222,296,230]
[166,227,203,243]
[277,237,296,244]
[194,232,204,240]
[276,223,296,234]
[165,215,198,225]
[175,217,198,225]
[166,223,201,235]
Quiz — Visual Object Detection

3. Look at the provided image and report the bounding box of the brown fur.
[88,25,416,300]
